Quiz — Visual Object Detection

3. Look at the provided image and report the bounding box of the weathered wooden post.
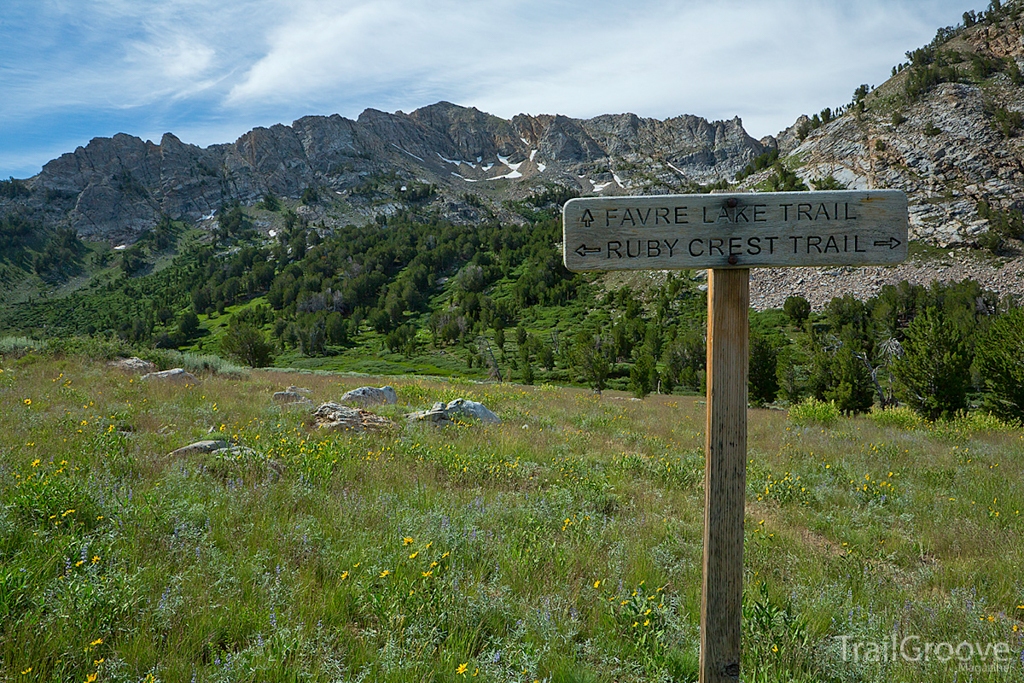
[564,190,907,683]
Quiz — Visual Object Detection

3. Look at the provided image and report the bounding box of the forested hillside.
[3,184,1023,423]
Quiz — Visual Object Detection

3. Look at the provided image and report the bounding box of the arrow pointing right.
[873,237,902,249]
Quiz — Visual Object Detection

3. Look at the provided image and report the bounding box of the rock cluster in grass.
[142,368,198,383]
[273,386,313,408]
[167,439,228,457]
[407,398,501,426]
[209,445,257,457]
[312,402,394,432]
[339,385,398,407]
[108,357,156,373]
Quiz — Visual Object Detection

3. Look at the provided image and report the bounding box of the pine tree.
[975,306,1024,420]
[893,308,972,419]
[629,347,658,398]
[221,320,274,367]
[571,331,612,393]
[825,327,874,414]
[749,331,780,406]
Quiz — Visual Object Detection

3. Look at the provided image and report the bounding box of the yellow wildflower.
[403,537,414,545]
[456,662,468,675]
[409,551,418,559]
[23,398,31,405]
[379,570,390,578]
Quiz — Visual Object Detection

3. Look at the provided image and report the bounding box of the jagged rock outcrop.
[740,10,1024,247]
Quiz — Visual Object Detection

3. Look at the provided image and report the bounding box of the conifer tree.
[893,308,972,419]
[975,306,1024,420]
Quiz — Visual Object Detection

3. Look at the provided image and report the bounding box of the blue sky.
[0,0,987,179]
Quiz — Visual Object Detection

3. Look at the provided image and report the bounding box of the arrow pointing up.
[873,237,902,249]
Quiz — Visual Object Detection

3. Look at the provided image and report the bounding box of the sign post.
[563,190,907,683]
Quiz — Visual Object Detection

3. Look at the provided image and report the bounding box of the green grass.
[1,353,1023,682]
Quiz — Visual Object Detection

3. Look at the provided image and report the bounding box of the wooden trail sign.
[563,190,907,271]
[562,190,908,683]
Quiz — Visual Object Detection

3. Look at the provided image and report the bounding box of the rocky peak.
[7,102,766,242]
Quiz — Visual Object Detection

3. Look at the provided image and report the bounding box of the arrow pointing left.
[575,244,602,258]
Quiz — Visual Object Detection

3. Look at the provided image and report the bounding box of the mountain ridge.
[3,104,764,245]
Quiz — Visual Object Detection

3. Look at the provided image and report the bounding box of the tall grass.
[0,335,246,377]
[143,348,247,377]
[1,356,1022,682]
[0,335,43,356]
[787,397,841,427]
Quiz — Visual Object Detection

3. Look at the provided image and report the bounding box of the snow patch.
[592,181,612,192]
[391,143,424,162]
[529,149,537,161]
[114,244,127,251]
[537,163,546,173]
[613,173,626,188]
[666,162,686,176]
[497,154,523,172]
[437,152,477,168]
[268,229,277,237]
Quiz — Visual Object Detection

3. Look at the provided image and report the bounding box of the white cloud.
[0,0,990,176]
[224,0,980,137]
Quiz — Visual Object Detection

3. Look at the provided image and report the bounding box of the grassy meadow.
[1,351,1023,682]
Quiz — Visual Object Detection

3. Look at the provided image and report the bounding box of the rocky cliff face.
[2,102,765,244]
[743,10,1024,248]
